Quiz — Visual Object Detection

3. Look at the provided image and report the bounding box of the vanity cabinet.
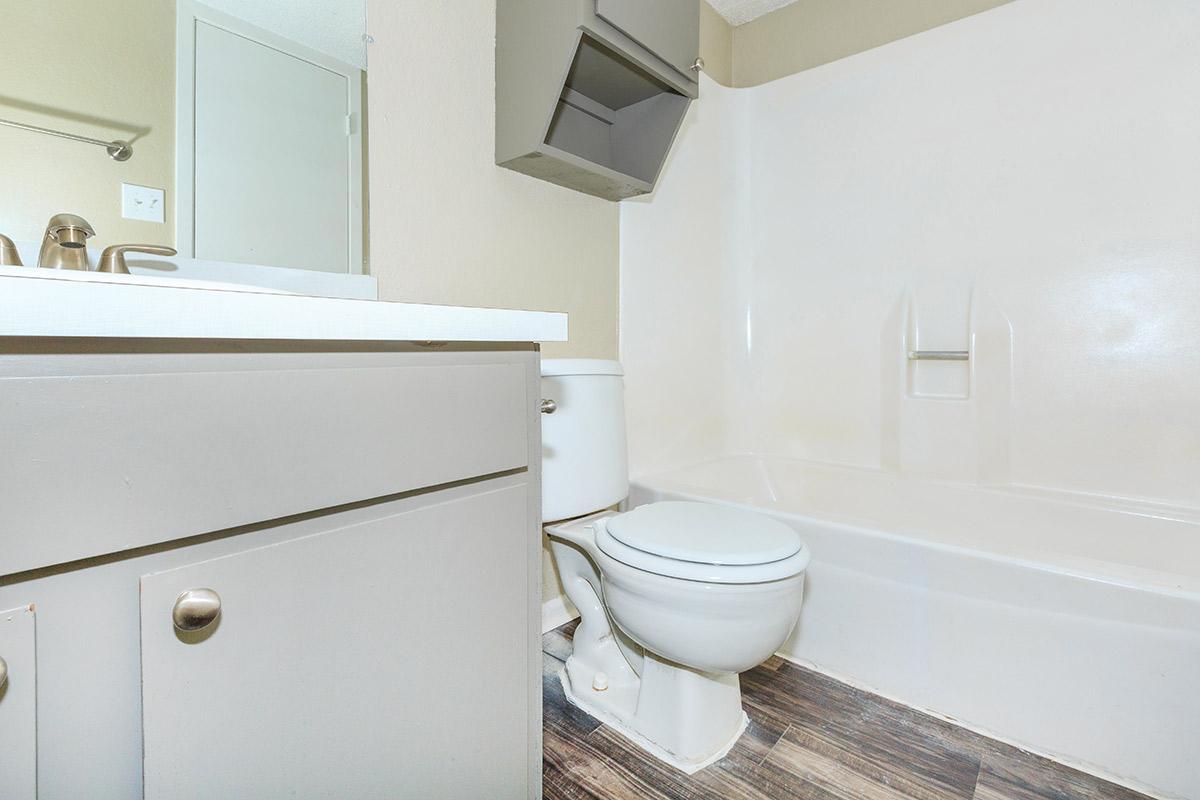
[0,605,36,800]
[496,0,699,201]
[0,344,543,800]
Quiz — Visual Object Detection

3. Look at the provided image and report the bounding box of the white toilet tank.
[540,359,629,523]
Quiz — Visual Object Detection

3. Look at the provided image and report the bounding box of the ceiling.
[707,0,801,26]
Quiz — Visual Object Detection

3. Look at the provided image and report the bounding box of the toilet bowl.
[541,359,809,772]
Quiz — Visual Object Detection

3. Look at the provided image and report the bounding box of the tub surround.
[0,266,567,344]
[619,5,1199,792]
[623,0,1200,500]
[639,456,1200,597]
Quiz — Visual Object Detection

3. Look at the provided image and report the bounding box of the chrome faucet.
[0,234,23,266]
[96,244,177,274]
[38,213,94,270]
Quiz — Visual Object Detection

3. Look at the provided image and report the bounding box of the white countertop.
[0,266,568,343]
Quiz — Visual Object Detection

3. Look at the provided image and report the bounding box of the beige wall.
[699,1,735,87]
[365,1,619,361]
[365,0,621,616]
[697,0,1015,88]
[0,0,175,249]
[730,0,1013,87]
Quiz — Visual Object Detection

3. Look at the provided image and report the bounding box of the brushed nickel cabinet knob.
[540,399,557,414]
[172,588,222,632]
[0,655,8,689]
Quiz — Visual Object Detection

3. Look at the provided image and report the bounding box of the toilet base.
[558,653,749,774]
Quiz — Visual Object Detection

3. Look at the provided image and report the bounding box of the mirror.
[0,0,368,274]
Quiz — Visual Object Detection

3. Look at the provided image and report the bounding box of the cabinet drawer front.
[1,359,529,574]
[141,482,532,799]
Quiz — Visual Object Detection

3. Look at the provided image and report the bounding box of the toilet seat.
[594,502,810,584]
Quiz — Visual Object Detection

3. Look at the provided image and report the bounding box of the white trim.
[541,594,579,634]
[772,650,1164,799]
[174,0,365,274]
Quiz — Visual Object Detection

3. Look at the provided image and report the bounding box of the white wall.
[623,0,1200,510]
[621,78,750,478]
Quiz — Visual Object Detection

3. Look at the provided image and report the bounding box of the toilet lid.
[605,501,802,566]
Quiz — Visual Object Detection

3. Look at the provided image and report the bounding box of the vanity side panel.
[523,348,545,797]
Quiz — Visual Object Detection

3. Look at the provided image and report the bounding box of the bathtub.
[628,455,1200,800]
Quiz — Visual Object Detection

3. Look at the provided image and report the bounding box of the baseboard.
[541,594,579,634]
[772,650,1170,799]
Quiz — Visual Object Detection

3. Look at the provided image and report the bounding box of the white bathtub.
[628,455,1200,800]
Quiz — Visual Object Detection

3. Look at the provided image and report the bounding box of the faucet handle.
[96,244,177,274]
[0,234,23,266]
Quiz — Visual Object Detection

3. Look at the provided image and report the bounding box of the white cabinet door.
[0,605,36,800]
[141,482,533,800]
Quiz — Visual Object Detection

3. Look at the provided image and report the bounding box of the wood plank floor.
[542,620,1155,800]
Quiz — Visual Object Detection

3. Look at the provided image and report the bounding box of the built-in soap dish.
[907,347,971,400]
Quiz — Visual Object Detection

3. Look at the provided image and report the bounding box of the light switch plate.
[121,183,165,223]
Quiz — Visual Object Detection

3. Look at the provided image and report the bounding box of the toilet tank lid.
[540,359,623,377]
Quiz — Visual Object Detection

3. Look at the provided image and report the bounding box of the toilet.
[541,359,809,773]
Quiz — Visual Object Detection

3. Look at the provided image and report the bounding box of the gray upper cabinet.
[595,0,700,79]
[496,0,699,201]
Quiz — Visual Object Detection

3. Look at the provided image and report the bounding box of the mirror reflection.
[0,0,368,274]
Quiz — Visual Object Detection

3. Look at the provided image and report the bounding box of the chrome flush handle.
[172,588,222,632]
[540,399,557,414]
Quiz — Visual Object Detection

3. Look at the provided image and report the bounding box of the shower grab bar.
[908,350,969,361]
[0,117,132,161]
